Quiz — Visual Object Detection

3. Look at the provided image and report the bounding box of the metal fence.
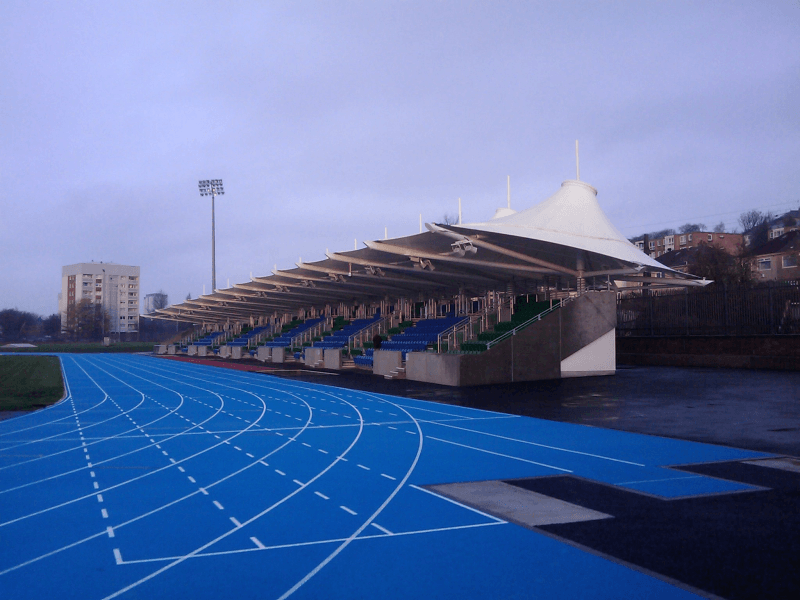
[617,282,800,336]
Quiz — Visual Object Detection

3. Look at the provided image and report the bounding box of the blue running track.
[0,355,770,599]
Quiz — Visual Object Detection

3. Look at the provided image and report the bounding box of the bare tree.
[679,223,706,234]
[713,222,726,233]
[441,214,459,225]
[738,210,770,232]
[151,290,169,311]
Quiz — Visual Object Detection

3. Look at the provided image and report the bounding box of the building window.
[680,235,686,244]
[707,234,713,241]
[649,241,655,249]
[783,255,797,268]
[758,258,772,271]
[688,234,693,241]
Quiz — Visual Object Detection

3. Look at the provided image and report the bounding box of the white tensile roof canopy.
[154,179,708,324]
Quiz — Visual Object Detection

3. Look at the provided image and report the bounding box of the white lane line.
[213,501,224,510]
[380,473,396,481]
[318,449,328,454]
[293,479,304,486]
[357,464,370,471]
[428,436,573,473]
[169,458,176,464]
[339,505,357,516]
[101,509,109,519]
[422,419,646,467]
[371,523,392,535]
[107,526,115,538]
[405,431,415,435]
[234,446,242,451]
[97,494,104,503]
[178,467,185,472]
[246,452,254,458]
[230,517,241,527]
[250,537,266,549]
[388,426,397,430]
[259,461,269,467]
[89,471,95,478]
[314,492,329,500]
[93,481,99,489]
[410,485,506,523]
[187,476,196,483]
[199,488,208,495]
[275,469,285,476]
[113,548,123,565]
[302,442,311,448]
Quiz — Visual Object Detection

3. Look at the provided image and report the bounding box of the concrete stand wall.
[324,349,341,370]
[305,348,323,367]
[257,346,271,362]
[406,291,617,387]
[373,350,402,377]
[271,348,285,363]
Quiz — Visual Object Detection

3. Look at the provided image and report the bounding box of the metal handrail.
[436,316,471,352]
[484,299,569,350]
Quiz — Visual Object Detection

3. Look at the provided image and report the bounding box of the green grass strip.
[0,356,65,411]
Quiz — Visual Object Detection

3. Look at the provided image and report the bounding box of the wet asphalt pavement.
[264,364,800,458]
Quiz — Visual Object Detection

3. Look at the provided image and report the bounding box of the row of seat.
[265,317,326,347]
[227,325,271,346]
[313,315,382,349]
[193,331,226,346]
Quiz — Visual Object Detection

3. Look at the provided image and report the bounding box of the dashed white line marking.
[315,491,329,500]
[199,488,208,495]
[246,453,254,458]
[89,471,95,478]
[93,481,99,489]
[318,449,328,454]
[371,523,393,535]
[388,426,397,430]
[381,473,396,481]
[169,458,176,464]
[188,476,196,483]
[302,442,311,447]
[107,526,115,538]
[275,469,285,476]
[260,461,269,467]
[340,505,357,515]
[213,501,224,510]
[178,466,185,472]
[230,517,241,527]
[251,537,266,549]
[101,509,109,519]
[87,462,92,468]
[357,464,370,471]
[234,446,242,451]
[97,494,104,503]
[293,479,304,486]
[113,548,122,564]
[85,455,91,461]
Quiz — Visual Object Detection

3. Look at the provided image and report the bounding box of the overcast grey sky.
[1,0,798,316]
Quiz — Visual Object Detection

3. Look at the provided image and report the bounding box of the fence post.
[768,285,774,334]
[685,289,689,336]
[649,294,654,336]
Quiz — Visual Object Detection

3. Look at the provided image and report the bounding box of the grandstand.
[153,179,710,385]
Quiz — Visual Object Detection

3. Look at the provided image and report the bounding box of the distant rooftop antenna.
[354,238,357,250]
[385,227,388,240]
[507,176,511,209]
[575,140,580,180]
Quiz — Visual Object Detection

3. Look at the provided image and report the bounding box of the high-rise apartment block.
[59,263,140,334]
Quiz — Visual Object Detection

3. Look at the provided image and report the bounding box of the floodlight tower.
[198,179,224,293]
